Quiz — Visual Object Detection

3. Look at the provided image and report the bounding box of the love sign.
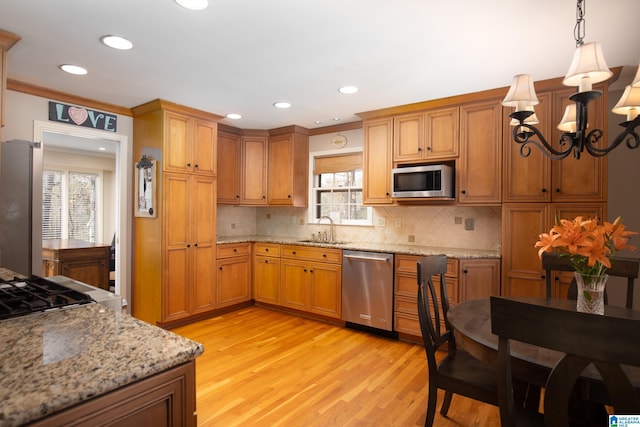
[48,101,117,132]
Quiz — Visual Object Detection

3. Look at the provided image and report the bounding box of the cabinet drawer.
[281,245,341,263]
[395,255,458,277]
[394,312,422,336]
[217,242,251,258]
[254,242,281,257]
[395,294,417,315]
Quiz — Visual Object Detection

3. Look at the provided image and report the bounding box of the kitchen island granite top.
[0,303,203,427]
[217,235,500,259]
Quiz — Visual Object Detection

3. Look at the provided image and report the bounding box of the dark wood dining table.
[447,296,640,390]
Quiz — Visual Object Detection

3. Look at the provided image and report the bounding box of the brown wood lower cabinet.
[279,245,342,319]
[393,254,500,342]
[253,243,281,304]
[29,361,196,427]
[216,242,252,308]
[42,239,111,290]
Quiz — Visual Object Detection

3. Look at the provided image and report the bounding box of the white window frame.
[308,148,373,226]
[42,166,104,243]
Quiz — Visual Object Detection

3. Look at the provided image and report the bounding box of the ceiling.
[1,0,640,131]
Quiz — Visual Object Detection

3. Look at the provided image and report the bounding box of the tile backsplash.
[218,205,502,252]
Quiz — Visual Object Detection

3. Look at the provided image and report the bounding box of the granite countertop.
[217,235,500,259]
[0,304,204,427]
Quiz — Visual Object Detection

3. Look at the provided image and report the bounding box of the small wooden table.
[42,239,111,290]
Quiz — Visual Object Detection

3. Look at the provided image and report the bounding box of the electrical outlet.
[291,215,297,224]
[231,223,236,229]
[465,218,474,231]
[408,235,415,243]
[455,217,462,224]
[266,213,271,219]
[376,217,386,227]
[299,218,305,225]
[395,218,402,228]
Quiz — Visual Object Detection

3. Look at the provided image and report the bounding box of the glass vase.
[574,272,608,315]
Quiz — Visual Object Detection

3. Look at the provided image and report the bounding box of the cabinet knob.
[265,248,269,252]
[236,195,240,199]
[541,275,546,279]
[287,195,291,199]
[194,164,199,168]
[194,243,198,247]
[187,163,191,167]
[463,269,468,274]
[264,259,269,263]
[417,147,422,152]
[304,269,307,272]
[186,244,191,248]
[219,266,223,270]
[541,188,547,193]
[292,251,296,255]
[233,248,237,252]
[322,254,327,258]
[555,188,561,193]
[310,269,314,273]
[426,146,431,151]
[461,190,467,195]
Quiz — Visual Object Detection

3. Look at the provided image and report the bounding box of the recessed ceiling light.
[174,0,208,10]
[59,64,88,75]
[314,120,322,124]
[332,117,341,121]
[338,86,359,94]
[273,102,291,109]
[226,113,242,120]
[98,147,107,151]
[100,35,133,50]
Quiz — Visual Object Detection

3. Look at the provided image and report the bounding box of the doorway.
[33,120,132,309]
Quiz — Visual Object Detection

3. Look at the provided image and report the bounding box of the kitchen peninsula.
[0,296,203,426]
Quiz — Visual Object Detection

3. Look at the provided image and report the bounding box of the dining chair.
[542,252,640,308]
[417,255,498,426]
[490,296,640,427]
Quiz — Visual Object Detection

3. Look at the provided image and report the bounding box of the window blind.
[313,152,362,175]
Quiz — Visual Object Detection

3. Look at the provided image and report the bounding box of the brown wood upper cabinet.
[217,126,268,205]
[458,99,502,204]
[164,111,217,176]
[503,81,608,203]
[267,126,309,207]
[393,107,459,163]
[363,117,394,204]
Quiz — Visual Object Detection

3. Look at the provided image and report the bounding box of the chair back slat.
[417,255,450,363]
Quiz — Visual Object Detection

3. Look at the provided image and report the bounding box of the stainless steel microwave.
[391,164,454,198]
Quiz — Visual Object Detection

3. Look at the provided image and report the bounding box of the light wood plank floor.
[172,306,499,426]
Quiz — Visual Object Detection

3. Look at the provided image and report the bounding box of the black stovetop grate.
[0,275,94,321]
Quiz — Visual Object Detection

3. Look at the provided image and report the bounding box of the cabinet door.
[192,118,217,176]
[191,176,216,314]
[163,174,191,322]
[267,135,294,205]
[164,112,191,174]
[393,112,424,162]
[217,131,240,204]
[459,259,500,301]
[363,118,393,204]
[241,136,268,204]
[502,92,552,203]
[217,256,251,308]
[551,87,607,202]
[425,106,459,159]
[309,262,341,318]
[254,255,280,304]
[458,100,502,204]
[501,204,550,297]
[280,259,308,310]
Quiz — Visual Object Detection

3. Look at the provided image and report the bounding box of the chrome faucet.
[317,215,335,243]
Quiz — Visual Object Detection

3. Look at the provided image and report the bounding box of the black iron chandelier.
[502,0,640,160]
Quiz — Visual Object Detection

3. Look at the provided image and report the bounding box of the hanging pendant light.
[503,0,640,160]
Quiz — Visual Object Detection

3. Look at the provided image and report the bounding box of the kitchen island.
[0,303,204,426]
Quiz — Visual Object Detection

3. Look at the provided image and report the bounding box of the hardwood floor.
[172,307,499,426]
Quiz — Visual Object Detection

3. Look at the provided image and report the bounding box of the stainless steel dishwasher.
[342,250,395,334]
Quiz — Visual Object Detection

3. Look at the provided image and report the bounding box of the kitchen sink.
[296,239,348,245]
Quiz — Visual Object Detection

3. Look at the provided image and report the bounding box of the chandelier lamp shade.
[503,0,640,160]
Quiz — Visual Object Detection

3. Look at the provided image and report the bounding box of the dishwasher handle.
[343,254,392,262]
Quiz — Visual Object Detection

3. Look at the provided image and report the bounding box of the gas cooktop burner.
[0,275,95,321]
